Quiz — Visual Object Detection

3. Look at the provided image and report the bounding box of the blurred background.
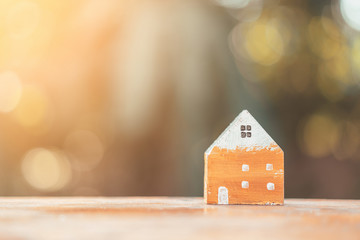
[0,0,360,198]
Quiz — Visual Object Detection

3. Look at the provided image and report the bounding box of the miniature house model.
[204,110,284,205]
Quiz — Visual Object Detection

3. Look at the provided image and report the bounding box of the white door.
[218,186,229,204]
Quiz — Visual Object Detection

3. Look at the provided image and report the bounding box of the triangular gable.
[205,110,281,155]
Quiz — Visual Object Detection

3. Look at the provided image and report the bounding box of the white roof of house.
[205,110,281,155]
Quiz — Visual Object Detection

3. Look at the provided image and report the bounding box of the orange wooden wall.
[205,145,284,205]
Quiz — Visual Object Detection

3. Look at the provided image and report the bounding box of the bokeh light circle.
[245,22,284,66]
[213,0,250,9]
[340,0,360,31]
[22,148,72,192]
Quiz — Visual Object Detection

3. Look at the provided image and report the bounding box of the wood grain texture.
[0,197,358,240]
[205,146,284,205]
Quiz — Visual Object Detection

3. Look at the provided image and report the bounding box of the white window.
[242,164,249,171]
[266,164,273,171]
[241,181,249,188]
[267,183,275,191]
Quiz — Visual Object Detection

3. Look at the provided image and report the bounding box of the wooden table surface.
[0,197,359,240]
